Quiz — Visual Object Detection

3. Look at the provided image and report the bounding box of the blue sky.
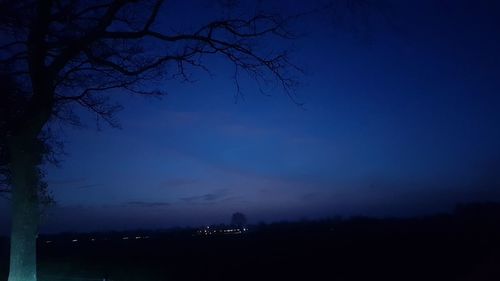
[1,0,500,233]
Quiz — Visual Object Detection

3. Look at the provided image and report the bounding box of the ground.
[1,215,500,281]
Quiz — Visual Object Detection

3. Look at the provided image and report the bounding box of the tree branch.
[49,0,133,73]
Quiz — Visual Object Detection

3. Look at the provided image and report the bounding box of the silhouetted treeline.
[1,202,500,281]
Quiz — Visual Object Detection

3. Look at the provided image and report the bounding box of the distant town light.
[72,239,78,242]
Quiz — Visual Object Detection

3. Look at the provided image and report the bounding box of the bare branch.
[70,3,114,20]
[77,96,122,129]
[142,0,164,31]
[2,0,303,134]
[50,0,134,72]
[55,78,140,101]
[0,41,26,50]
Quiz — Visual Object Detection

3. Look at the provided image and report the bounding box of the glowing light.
[72,239,78,242]
[122,237,129,240]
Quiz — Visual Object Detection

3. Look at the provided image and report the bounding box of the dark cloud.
[159,178,198,189]
[124,201,170,208]
[219,196,246,203]
[181,189,229,203]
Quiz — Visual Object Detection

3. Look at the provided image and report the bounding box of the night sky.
[1,0,500,234]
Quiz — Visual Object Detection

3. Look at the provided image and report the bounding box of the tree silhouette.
[231,212,247,228]
[0,1,300,281]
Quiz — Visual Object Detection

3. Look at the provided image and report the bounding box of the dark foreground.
[1,204,500,281]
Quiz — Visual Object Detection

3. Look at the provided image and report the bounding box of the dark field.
[1,207,500,281]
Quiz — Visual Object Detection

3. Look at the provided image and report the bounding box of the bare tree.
[231,212,247,227]
[0,1,300,280]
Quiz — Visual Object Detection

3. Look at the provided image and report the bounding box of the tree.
[0,1,300,280]
[231,212,247,227]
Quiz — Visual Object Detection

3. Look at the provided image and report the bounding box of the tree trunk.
[7,138,40,281]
